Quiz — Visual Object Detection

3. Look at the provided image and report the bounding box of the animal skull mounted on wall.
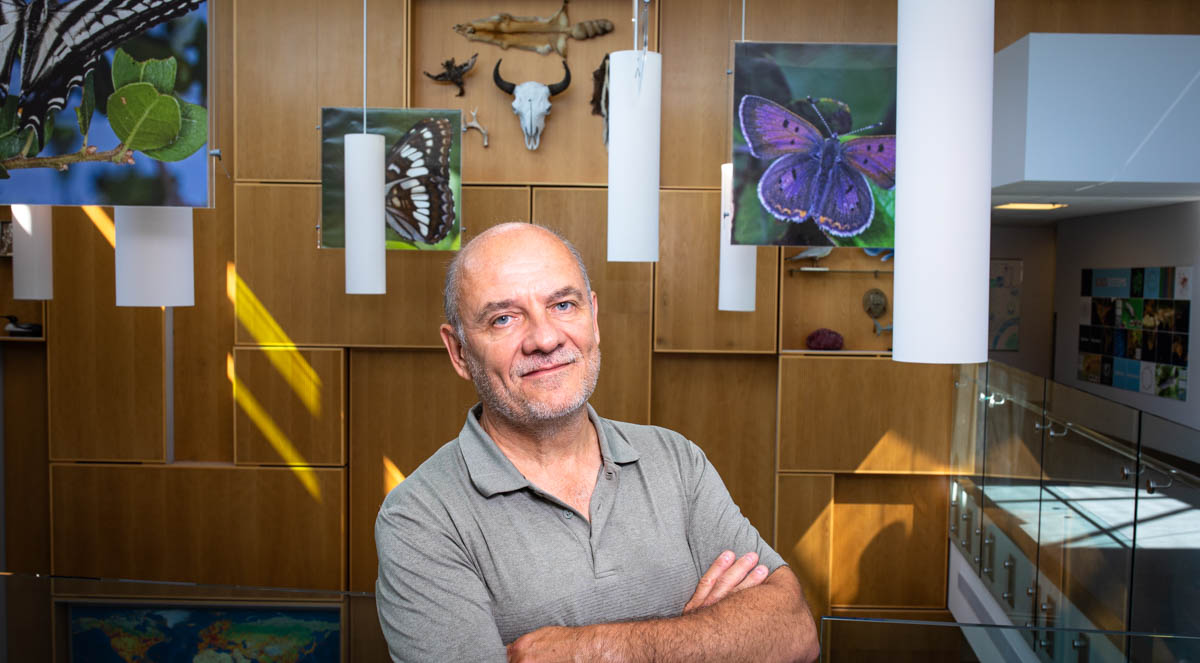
[493,59,571,150]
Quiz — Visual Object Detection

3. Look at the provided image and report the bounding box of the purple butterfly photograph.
[731,42,897,247]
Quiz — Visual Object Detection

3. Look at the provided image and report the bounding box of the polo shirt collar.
[459,403,640,498]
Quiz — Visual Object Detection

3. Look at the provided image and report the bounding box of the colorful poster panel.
[989,260,1021,351]
[70,603,340,661]
[0,1,210,207]
[732,42,895,247]
[1079,266,1190,402]
[321,108,462,250]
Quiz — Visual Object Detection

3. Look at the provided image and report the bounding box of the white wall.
[1054,201,1200,435]
[990,225,1056,377]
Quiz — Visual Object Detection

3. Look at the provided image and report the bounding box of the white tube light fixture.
[11,204,53,300]
[606,48,662,262]
[893,0,993,363]
[345,0,385,294]
[717,163,756,311]
[114,206,194,307]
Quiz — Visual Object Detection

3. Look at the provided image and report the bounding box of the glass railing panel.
[980,361,1048,632]
[1038,383,1141,643]
[1129,415,1200,639]
[950,363,989,574]
[819,616,1200,663]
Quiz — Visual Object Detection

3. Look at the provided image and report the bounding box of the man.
[375,223,818,662]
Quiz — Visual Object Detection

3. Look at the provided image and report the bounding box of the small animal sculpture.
[453,2,613,57]
[2,315,41,337]
[423,53,478,97]
[862,247,894,261]
[873,320,893,336]
[493,59,571,150]
[785,246,833,263]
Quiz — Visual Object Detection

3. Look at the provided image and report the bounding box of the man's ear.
[590,291,600,345]
[440,324,474,381]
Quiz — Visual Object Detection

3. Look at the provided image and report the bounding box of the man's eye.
[554,301,574,312]
[493,315,512,326]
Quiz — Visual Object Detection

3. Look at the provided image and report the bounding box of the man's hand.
[682,550,768,614]
[507,625,592,663]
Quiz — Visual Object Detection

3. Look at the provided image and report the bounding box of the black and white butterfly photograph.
[0,0,210,207]
[320,107,462,251]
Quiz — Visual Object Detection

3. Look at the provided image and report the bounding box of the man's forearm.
[508,569,819,663]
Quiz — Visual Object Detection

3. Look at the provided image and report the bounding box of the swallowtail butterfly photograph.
[733,42,895,248]
[0,0,210,207]
[320,107,462,251]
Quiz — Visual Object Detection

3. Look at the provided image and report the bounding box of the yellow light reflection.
[81,206,116,248]
[226,262,322,418]
[383,456,406,496]
[227,354,323,503]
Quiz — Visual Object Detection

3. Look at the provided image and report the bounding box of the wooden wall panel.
[47,207,164,461]
[51,464,344,590]
[348,349,481,592]
[409,0,654,185]
[779,248,893,352]
[234,0,407,181]
[776,474,833,622]
[174,0,236,462]
[995,0,1200,51]
[4,344,49,573]
[660,0,734,188]
[651,354,777,541]
[778,357,953,474]
[349,595,390,662]
[234,347,345,466]
[655,191,778,352]
[824,608,958,663]
[234,185,527,347]
[6,574,51,663]
[533,188,652,424]
[745,0,896,43]
[831,474,949,608]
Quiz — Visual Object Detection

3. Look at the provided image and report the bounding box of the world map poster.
[1078,266,1191,401]
[70,603,340,662]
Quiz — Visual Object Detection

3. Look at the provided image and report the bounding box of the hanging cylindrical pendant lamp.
[344,0,386,294]
[893,0,994,363]
[11,204,54,300]
[606,48,662,262]
[115,206,194,307]
[717,163,756,311]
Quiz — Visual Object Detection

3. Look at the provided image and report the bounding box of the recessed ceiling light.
[993,202,1068,211]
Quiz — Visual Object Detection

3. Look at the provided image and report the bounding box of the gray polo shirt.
[375,404,784,662]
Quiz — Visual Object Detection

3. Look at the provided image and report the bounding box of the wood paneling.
[655,191,778,352]
[660,0,734,188]
[831,474,949,608]
[0,258,46,336]
[350,595,390,662]
[234,347,345,466]
[234,0,406,181]
[234,185,527,347]
[47,207,164,461]
[745,0,896,43]
[778,356,953,474]
[533,188,652,424]
[51,464,344,590]
[348,349,481,592]
[824,608,958,663]
[776,474,833,622]
[995,0,1200,51]
[410,1,653,185]
[174,0,236,462]
[4,344,49,573]
[780,248,893,352]
[651,354,777,540]
[6,573,51,663]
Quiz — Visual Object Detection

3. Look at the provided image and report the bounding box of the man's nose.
[521,309,564,355]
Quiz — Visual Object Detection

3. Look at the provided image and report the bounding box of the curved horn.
[492,59,515,95]
[547,60,571,96]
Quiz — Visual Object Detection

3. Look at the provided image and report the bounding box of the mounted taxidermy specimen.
[423,53,478,96]
[590,53,610,146]
[493,59,570,150]
[453,1,613,57]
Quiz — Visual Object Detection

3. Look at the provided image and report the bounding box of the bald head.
[443,223,592,340]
